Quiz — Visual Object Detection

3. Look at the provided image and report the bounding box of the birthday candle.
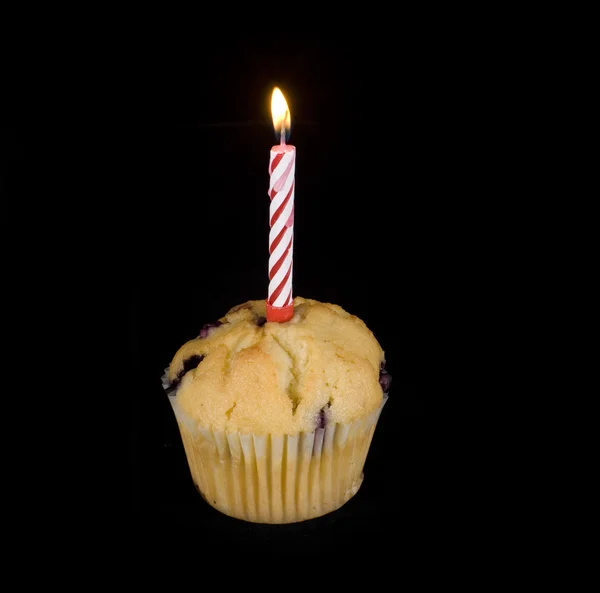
[267,87,295,323]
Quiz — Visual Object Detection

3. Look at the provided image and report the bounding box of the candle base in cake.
[266,302,294,323]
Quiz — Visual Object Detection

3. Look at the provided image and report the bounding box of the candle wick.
[280,110,287,145]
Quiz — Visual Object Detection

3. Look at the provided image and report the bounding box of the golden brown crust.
[167,297,385,435]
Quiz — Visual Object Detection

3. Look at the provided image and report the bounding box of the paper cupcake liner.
[161,369,387,524]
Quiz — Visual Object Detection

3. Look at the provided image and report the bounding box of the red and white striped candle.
[267,87,295,323]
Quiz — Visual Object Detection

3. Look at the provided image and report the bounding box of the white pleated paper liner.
[161,368,388,524]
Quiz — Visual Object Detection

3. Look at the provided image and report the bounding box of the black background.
[5,36,437,548]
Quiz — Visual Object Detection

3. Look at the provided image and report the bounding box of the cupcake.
[161,297,391,523]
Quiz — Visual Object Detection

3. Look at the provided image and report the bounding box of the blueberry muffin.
[162,297,391,523]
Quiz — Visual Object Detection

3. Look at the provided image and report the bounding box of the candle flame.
[271,87,291,140]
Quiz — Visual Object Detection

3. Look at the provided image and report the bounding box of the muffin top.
[166,297,390,435]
